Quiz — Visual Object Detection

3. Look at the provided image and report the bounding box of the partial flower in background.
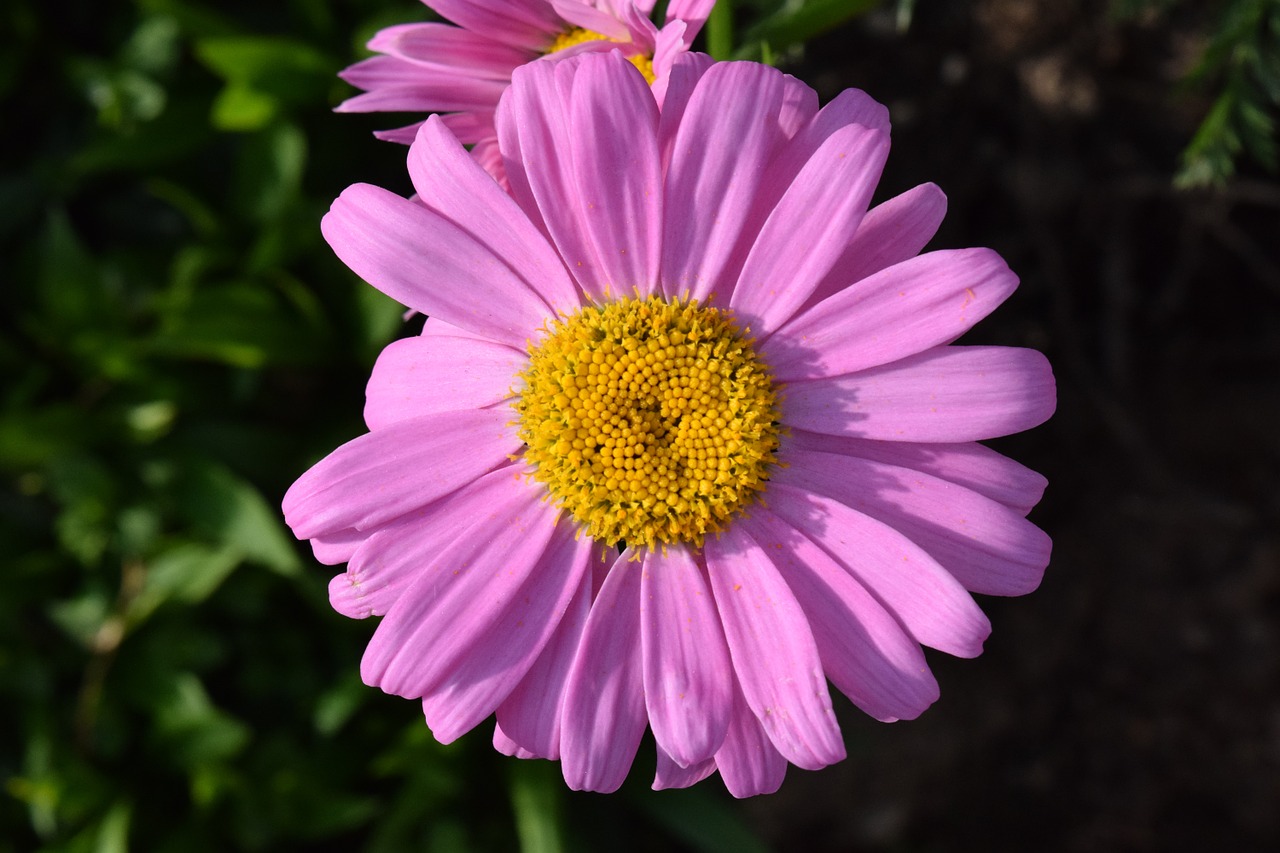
[336,0,714,179]
[285,52,1056,796]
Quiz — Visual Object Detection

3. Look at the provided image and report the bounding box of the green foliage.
[1177,0,1280,186]
[1117,0,1280,186]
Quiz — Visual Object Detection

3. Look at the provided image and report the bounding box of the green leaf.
[169,459,302,576]
[232,122,307,221]
[632,785,772,853]
[735,0,884,59]
[127,542,243,627]
[509,760,564,853]
[149,280,322,368]
[210,83,278,131]
[151,672,251,771]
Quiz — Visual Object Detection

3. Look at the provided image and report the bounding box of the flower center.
[545,27,655,84]
[516,296,780,551]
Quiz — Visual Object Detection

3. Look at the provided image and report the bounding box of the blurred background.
[2,0,1277,850]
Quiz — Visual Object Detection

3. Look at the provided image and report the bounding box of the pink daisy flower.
[337,0,714,178]
[285,52,1057,796]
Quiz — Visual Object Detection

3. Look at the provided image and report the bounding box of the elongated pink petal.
[653,748,717,791]
[649,22,687,107]
[497,565,593,759]
[704,526,845,770]
[360,477,563,702]
[367,22,534,78]
[493,721,537,758]
[408,117,580,312]
[661,62,786,301]
[437,111,495,144]
[766,482,991,657]
[782,345,1057,443]
[786,429,1048,516]
[804,182,948,309]
[777,449,1052,596]
[663,0,716,38]
[282,408,518,540]
[641,547,733,767]
[763,248,1019,379]
[310,527,365,566]
[730,124,889,331]
[656,52,714,168]
[420,518,594,742]
[364,334,522,429]
[500,59,603,295]
[568,52,663,297]
[560,553,647,792]
[330,464,531,620]
[714,682,788,798]
[322,183,555,348]
[740,510,939,721]
[337,57,510,112]
[551,0,631,39]
[428,0,563,49]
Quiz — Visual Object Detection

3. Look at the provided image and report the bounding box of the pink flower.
[337,0,714,178]
[285,52,1056,796]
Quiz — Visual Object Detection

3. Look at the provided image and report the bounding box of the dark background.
[751,1,1280,849]
[2,0,1276,850]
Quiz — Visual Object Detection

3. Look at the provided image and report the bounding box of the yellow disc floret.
[516,296,780,551]
[545,27,656,84]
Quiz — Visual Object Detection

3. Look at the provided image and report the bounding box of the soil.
[742,2,1280,850]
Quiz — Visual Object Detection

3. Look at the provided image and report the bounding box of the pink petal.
[714,682,788,798]
[330,464,531,620]
[640,547,733,767]
[428,0,564,49]
[729,124,889,332]
[781,345,1057,443]
[763,248,1020,380]
[660,62,786,301]
[786,429,1048,516]
[282,408,518,541]
[664,0,716,38]
[359,475,564,702]
[321,183,555,349]
[366,22,533,79]
[765,482,991,657]
[497,565,593,759]
[408,117,580,312]
[704,526,845,770]
[493,721,538,758]
[499,59,598,295]
[739,510,939,722]
[373,121,425,145]
[550,0,631,39]
[419,518,594,743]
[560,553,647,793]
[337,57,510,112]
[567,52,663,297]
[653,748,717,791]
[777,449,1052,597]
[655,52,714,168]
[437,111,495,145]
[804,182,948,309]
[310,527,366,566]
[364,334,523,429]
[649,21,689,104]
[777,73,821,139]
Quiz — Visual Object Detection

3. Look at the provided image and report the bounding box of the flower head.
[286,52,1056,796]
[336,0,714,179]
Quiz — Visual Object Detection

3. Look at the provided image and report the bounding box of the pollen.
[545,27,656,84]
[516,296,780,551]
